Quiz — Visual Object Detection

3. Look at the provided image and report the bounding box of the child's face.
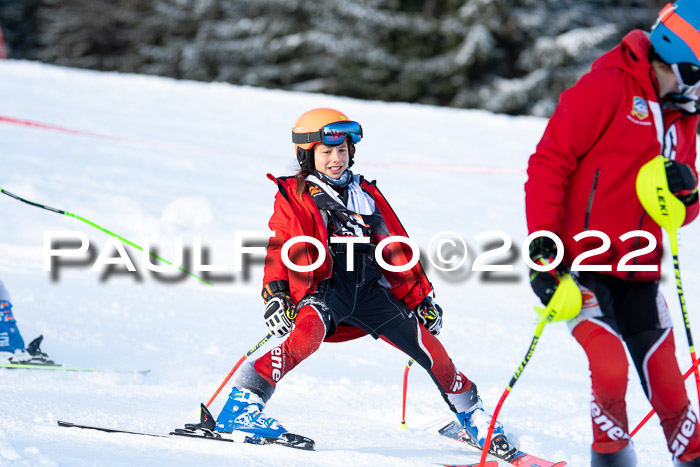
[314,141,350,179]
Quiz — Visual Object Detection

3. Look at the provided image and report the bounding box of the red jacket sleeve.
[263,192,293,286]
[525,69,625,234]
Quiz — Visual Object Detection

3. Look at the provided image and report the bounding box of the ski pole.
[630,356,700,437]
[671,243,700,408]
[0,188,213,285]
[205,332,273,408]
[400,358,414,429]
[478,321,545,467]
[478,275,581,467]
[636,156,700,408]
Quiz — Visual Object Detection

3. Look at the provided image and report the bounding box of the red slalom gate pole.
[630,356,700,437]
[205,333,272,408]
[400,359,414,429]
[478,322,545,467]
[479,389,510,466]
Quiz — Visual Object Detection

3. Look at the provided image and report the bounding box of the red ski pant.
[252,304,473,409]
[574,319,700,460]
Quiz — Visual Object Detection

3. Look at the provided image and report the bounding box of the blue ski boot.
[0,301,37,364]
[214,387,287,439]
[0,301,25,356]
[456,396,517,459]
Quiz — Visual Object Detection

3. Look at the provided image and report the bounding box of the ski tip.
[281,432,315,451]
[246,433,315,451]
[57,421,74,428]
[438,420,460,434]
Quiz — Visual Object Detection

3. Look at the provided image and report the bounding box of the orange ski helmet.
[292,108,362,171]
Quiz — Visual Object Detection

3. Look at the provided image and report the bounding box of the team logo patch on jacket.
[308,185,322,197]
[630,96,649,120]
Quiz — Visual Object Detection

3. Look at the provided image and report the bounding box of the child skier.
[187,107,515,457]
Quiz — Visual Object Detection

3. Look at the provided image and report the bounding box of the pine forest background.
[0,0,669,116]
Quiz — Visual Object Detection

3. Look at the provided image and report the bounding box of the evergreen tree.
[0,0,667,116]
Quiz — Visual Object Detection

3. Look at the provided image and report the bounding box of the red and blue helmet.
[651,1,700,105]
[651,1,700,67]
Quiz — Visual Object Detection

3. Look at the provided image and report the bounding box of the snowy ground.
[1,60,700,466]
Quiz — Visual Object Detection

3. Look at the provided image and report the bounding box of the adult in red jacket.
[209,107,516,456]
[525,2,700,466]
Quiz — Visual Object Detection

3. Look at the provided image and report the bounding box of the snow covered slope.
[1,60,699,466]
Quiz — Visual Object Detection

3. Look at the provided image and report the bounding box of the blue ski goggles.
[292,120,363,146]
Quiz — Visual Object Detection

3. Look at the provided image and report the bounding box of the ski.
[2,362,95,372]
[439,421,567,467]
[441,462,498,467]
[235,432,315,451]
[1,362,150,374]
[58,420,173,439]
[2,335,148,373]
[58,421,315,451]
[171,403,315,451]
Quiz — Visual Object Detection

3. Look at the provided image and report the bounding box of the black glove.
[262,280,297,338]
[528,237,561,306]
[416,296,443,335]
[665,160,698,206]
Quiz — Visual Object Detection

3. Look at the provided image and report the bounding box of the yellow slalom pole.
[636,156,700,409]
[478,275,581,467]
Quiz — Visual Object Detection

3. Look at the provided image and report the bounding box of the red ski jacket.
[263,174,433,340]
[525,30,699,281]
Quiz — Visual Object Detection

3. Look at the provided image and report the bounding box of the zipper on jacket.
[584,169,601,231]
[370,182,432,299]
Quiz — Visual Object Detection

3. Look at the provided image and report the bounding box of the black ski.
[172,403,315,451]
[238,432,315,450]
[58,404,315,451]
[58,420,173,439]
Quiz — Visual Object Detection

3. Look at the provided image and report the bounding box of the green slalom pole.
[1,188,213,285]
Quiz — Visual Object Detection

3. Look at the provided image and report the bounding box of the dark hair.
[295,168,310,198]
